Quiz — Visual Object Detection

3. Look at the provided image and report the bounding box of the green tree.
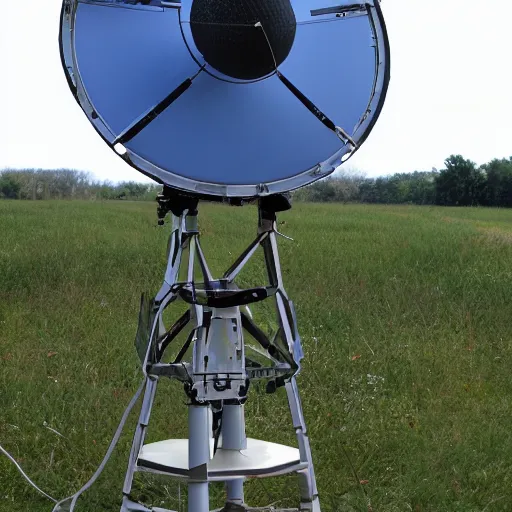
[481,157,512,207]
[435,155,485,206]
[0,174,21,199]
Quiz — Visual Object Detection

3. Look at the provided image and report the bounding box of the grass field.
[1,200,512,512]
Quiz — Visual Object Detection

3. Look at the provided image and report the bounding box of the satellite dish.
[51,4,393,512]
[59,0,390,198]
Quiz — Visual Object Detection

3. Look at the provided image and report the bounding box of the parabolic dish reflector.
[59,0,390,198]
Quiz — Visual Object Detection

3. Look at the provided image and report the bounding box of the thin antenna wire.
[178,9,276,85]
[254,22,278,71]
[0,444,58,503]
[186,20,254,27]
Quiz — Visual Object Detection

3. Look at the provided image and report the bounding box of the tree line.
[293,155,512,207]
[2,155,512,207]
[0,168,161,201]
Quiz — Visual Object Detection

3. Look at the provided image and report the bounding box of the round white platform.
[137,438,306,481]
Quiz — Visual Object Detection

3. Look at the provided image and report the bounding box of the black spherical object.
[190,0,297,80]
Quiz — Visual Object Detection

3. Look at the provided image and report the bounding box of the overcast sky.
[1,1,511,183]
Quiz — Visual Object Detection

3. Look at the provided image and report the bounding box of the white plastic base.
[137,438,306,480]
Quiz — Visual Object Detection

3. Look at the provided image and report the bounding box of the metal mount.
[121,192,320,512]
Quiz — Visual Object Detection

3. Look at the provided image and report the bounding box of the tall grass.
[1,201,512,511]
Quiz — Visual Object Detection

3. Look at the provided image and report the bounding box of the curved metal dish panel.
[60,0,390,197]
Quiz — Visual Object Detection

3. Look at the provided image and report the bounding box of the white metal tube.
[221,405,247,450]
[222,404,246,504]
[188,405,211,512]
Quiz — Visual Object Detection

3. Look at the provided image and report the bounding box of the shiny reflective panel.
[60,0,390,197]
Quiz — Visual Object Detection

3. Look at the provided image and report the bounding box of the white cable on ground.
[0,444,58,503]
[52,376,147,512]
[0,376,147,512]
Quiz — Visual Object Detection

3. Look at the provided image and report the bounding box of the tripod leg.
[122,377,158,498]
[286,378,321,512]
